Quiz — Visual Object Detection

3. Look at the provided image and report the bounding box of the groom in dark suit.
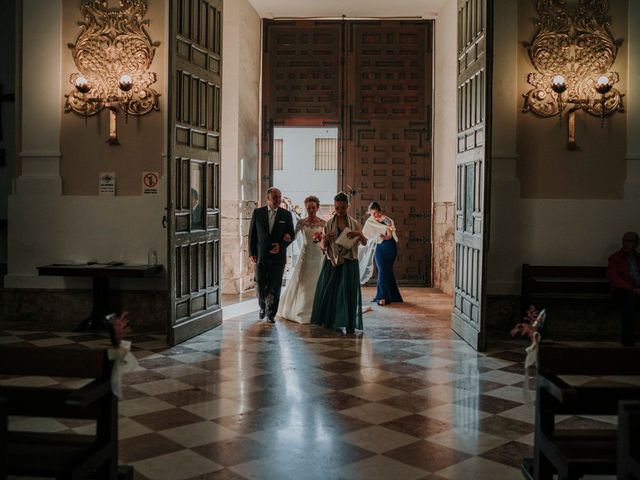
[249,187,295,323]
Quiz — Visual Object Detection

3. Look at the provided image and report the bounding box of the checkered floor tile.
[0,287,622,479]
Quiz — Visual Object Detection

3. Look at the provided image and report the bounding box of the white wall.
[432,0,457,205]
[221,0,261,206]
[431,0,457,295]
[272,127,338,209]
[220,0,261,294]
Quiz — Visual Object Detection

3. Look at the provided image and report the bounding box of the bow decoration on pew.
[511,306,547,405]
[105,312,139,399]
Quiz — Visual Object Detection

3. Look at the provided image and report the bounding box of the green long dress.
[310,227,363,332]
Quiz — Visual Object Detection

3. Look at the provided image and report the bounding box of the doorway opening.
[261,20,433,286]
[273,126,338,280]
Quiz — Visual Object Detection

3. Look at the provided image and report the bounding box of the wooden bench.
[520,264,618,339]
[618,401,640,479]
[522,345,640,480]
[0,345,132,480]
[0,398,6,480]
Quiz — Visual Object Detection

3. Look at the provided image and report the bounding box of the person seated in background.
[607,231,640,346]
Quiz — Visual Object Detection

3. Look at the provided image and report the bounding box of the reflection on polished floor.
[0,287,618,479]
[221,290,257,307]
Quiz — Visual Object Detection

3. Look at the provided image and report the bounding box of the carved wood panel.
[452,0,492,351]
[263,21,342,123]
[346,21,433,285]
[169,0,222,345]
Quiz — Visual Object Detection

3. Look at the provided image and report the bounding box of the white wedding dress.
[277,220,325,323]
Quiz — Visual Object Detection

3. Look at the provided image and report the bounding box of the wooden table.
[37,263,164,330]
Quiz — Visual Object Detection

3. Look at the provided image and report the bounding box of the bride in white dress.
[277,195,326,323]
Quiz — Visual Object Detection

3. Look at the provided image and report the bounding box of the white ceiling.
[246,0,448,19]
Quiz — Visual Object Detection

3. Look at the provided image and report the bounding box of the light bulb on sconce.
[595,75,612,94]
[118,75,134,92]
[74,76,91,94]
[551,75,567,94]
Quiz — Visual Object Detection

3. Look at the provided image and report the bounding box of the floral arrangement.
[105,311,132,347]
[112,312,132,345]
[105,311,137,399]
[313,231,323,243]
[511,305,546,341]
[511,305,547,405]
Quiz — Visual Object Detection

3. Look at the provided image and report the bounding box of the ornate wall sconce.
[64,0,160,145]
[522,0,624,149]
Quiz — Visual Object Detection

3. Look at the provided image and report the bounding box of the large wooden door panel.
[348,124,431,284]
[348,22,429,122]
[168,0,223,345]
[451,0,492,351]
[264,22,342,123]
[346,21,433,285]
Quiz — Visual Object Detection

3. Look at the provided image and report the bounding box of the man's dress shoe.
[268,317,275,323]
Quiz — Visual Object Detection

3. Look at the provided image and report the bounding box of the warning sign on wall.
[142,172,159,195]
[99,172,116,196]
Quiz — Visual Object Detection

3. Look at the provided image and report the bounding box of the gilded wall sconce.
[522,0,624,149]
[64,0,160,145]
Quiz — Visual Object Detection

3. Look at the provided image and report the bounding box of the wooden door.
[261,20,343,199]
[261,20,433,285]
[345,21,433,285]
[451,0,493,350]
[168,0,223,345]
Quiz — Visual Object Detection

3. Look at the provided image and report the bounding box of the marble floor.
[0,287,619,480]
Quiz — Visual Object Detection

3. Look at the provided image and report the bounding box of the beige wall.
[221,0,261,294]
[7,0,168,289]
[60,0,166,195]
[488,0,639,294]
[516,0,628,199]
[431,0,457,295]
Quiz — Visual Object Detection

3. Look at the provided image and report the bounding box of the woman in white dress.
[277,195,326,323]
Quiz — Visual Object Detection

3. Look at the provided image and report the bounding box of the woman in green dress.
[311,192,367,334]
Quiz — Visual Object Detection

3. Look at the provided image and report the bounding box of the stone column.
[221,0,260,295]
[16,0,62,195]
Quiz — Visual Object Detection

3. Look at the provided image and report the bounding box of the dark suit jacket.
[249,206,295,265]
[608,249,640,291]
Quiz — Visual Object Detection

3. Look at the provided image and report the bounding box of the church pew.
[523,345,640,480]
[618,401,640,480]
[0,345,132,480]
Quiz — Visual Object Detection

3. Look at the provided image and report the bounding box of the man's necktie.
[268,209,276,233]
